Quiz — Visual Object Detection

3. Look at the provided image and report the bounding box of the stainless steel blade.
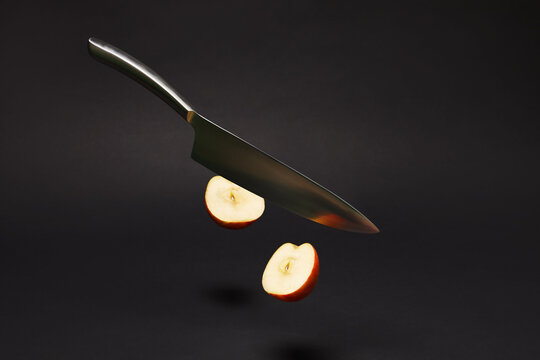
[189,112,379,233]
[88,38,379,233]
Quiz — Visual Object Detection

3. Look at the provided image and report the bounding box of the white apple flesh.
[262,243,319,302]
[205,176,265,229]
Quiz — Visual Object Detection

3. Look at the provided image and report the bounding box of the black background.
[1,1,539,359]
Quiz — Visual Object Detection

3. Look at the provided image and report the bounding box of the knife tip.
[367,223,381,234]
[362,215,381,233]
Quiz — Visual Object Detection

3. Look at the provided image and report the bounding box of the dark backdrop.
[1,1,539,359]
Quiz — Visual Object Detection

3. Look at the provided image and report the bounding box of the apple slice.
[205,175,265,229]
[262,243,319,302]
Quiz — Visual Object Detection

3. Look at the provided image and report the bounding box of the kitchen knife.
[88,38,379,233]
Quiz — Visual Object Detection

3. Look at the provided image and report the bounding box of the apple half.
[262,243,319,301]
[205,175,265,229]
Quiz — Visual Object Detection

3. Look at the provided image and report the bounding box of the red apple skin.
[205,201,256,229]
[268,248,319,302]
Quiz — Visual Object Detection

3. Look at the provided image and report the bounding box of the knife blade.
[88,38,379,233]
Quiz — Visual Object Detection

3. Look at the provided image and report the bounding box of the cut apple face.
[205,175,265,229]
[262,243,319,302]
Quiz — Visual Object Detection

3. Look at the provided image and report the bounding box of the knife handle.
[88,37,194,120]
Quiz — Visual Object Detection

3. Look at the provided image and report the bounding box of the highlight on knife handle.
[88,37,194,121]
